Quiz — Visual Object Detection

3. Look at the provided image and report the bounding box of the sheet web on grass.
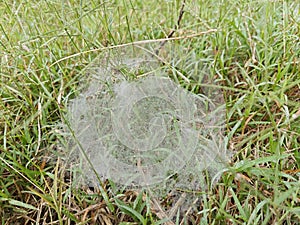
[65,43,229,197]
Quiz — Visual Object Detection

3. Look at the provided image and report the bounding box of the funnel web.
[64,43,230,196]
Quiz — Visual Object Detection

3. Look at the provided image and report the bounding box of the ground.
[0,0,299,224]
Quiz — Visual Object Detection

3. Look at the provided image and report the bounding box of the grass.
[0,0,299,224]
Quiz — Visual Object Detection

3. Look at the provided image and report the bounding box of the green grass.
[0,0,299,224]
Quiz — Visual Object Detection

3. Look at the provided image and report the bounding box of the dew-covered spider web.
[63,42,231,220]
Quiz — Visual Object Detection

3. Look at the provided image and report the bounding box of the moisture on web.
[64,43,230,194]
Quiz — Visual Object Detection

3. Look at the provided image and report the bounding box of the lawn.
[0,0,299,224]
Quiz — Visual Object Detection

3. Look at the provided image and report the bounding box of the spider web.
[64,43,230,196]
